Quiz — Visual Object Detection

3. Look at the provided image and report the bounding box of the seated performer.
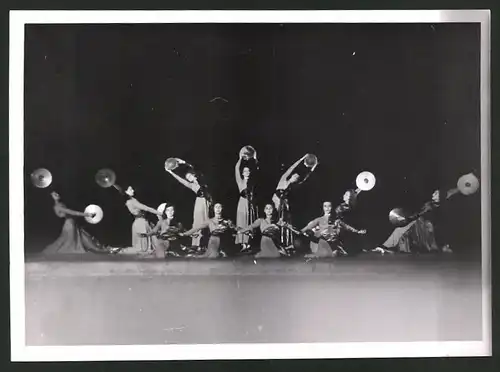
[301,201,367,258]
[181,203,235,259]
[43,191,113,255]
[143,203,186,258]
[238,204,286,258]
[272,154,317,249]
[335,189,360,219]
[374,189,453,254]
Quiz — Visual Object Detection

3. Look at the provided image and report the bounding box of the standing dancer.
[182,203,235,259]
[301,201,366,258]
[234,152,257,252]
[238,204,284,258]
[272,154,318,250]
[123,186,163,255]
[43,191,112,255]
[166,159,212,249]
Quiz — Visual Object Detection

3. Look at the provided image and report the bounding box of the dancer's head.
[242,166,251,180]
[125,186,135,197]
[432,190,441,203]
[343,189,357,205]
[213,203,223,216]
[264,203,275,217]
[50,191,60,201]
[164,204,175,219]
[185,170,198,183]
[290,173,300,184]
[323,201,333,215]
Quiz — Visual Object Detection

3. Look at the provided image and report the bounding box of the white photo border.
[9,10,491,361]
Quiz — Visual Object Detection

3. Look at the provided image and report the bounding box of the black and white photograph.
[9,10,491,361]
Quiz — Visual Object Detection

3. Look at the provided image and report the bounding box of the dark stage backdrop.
[23,23,481,253]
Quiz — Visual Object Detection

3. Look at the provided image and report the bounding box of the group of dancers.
[34,145,480,260]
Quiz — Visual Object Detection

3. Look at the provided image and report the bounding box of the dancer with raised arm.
[301,201,366,258]
[181,203,235,259]
[272,154,318,250]
[43,191,112,255]
[165,158,212,249]
[234,147,258,252]
[238,204,285,258]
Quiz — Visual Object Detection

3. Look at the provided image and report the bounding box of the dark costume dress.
[381,200,441,253]
[245,218,282,258]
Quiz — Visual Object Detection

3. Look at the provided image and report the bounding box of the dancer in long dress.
[43,191,113,255]
[121,186,163,255]
[144,203,186,258]
[234,155,257,252]
[238,204,284,258]
[166,161,212,248]
[301,201,367,258]
[375,189,454,254]
[272,154,317,249]
[182,203,235,259]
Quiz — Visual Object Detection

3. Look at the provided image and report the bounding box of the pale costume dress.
[235,159,256,245]
[122,198,156,255]
[241,218,282,258]
[184,217,235,259]
[168,170,211,247]
[301,215,334,257]
[43,201,112,255]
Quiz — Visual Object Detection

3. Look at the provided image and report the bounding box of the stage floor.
[24,253,483,345]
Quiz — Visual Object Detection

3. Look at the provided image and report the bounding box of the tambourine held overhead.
[356,171,376,191]
[31,168,53,188]
[240,145,257,160]
[84,204,104,224]
[164,158,179,171]
[389,207,409,227]
[95,169,116,188]
[457,173,480,196]
[304,154,318,168]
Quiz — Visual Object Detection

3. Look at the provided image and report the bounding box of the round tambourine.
[356,171,376,191]
[157,203,167,215]
[164,158,179,171]
[84,204,104,224]
[317,225,339,242]
[262,225,280,238]
[388,207,409,227]
[457,173,480,196]
[31,168,53,189]
[159,226,183,241]
[240,145,257,160]
[304,154,318,168]
[95,169,116,188]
